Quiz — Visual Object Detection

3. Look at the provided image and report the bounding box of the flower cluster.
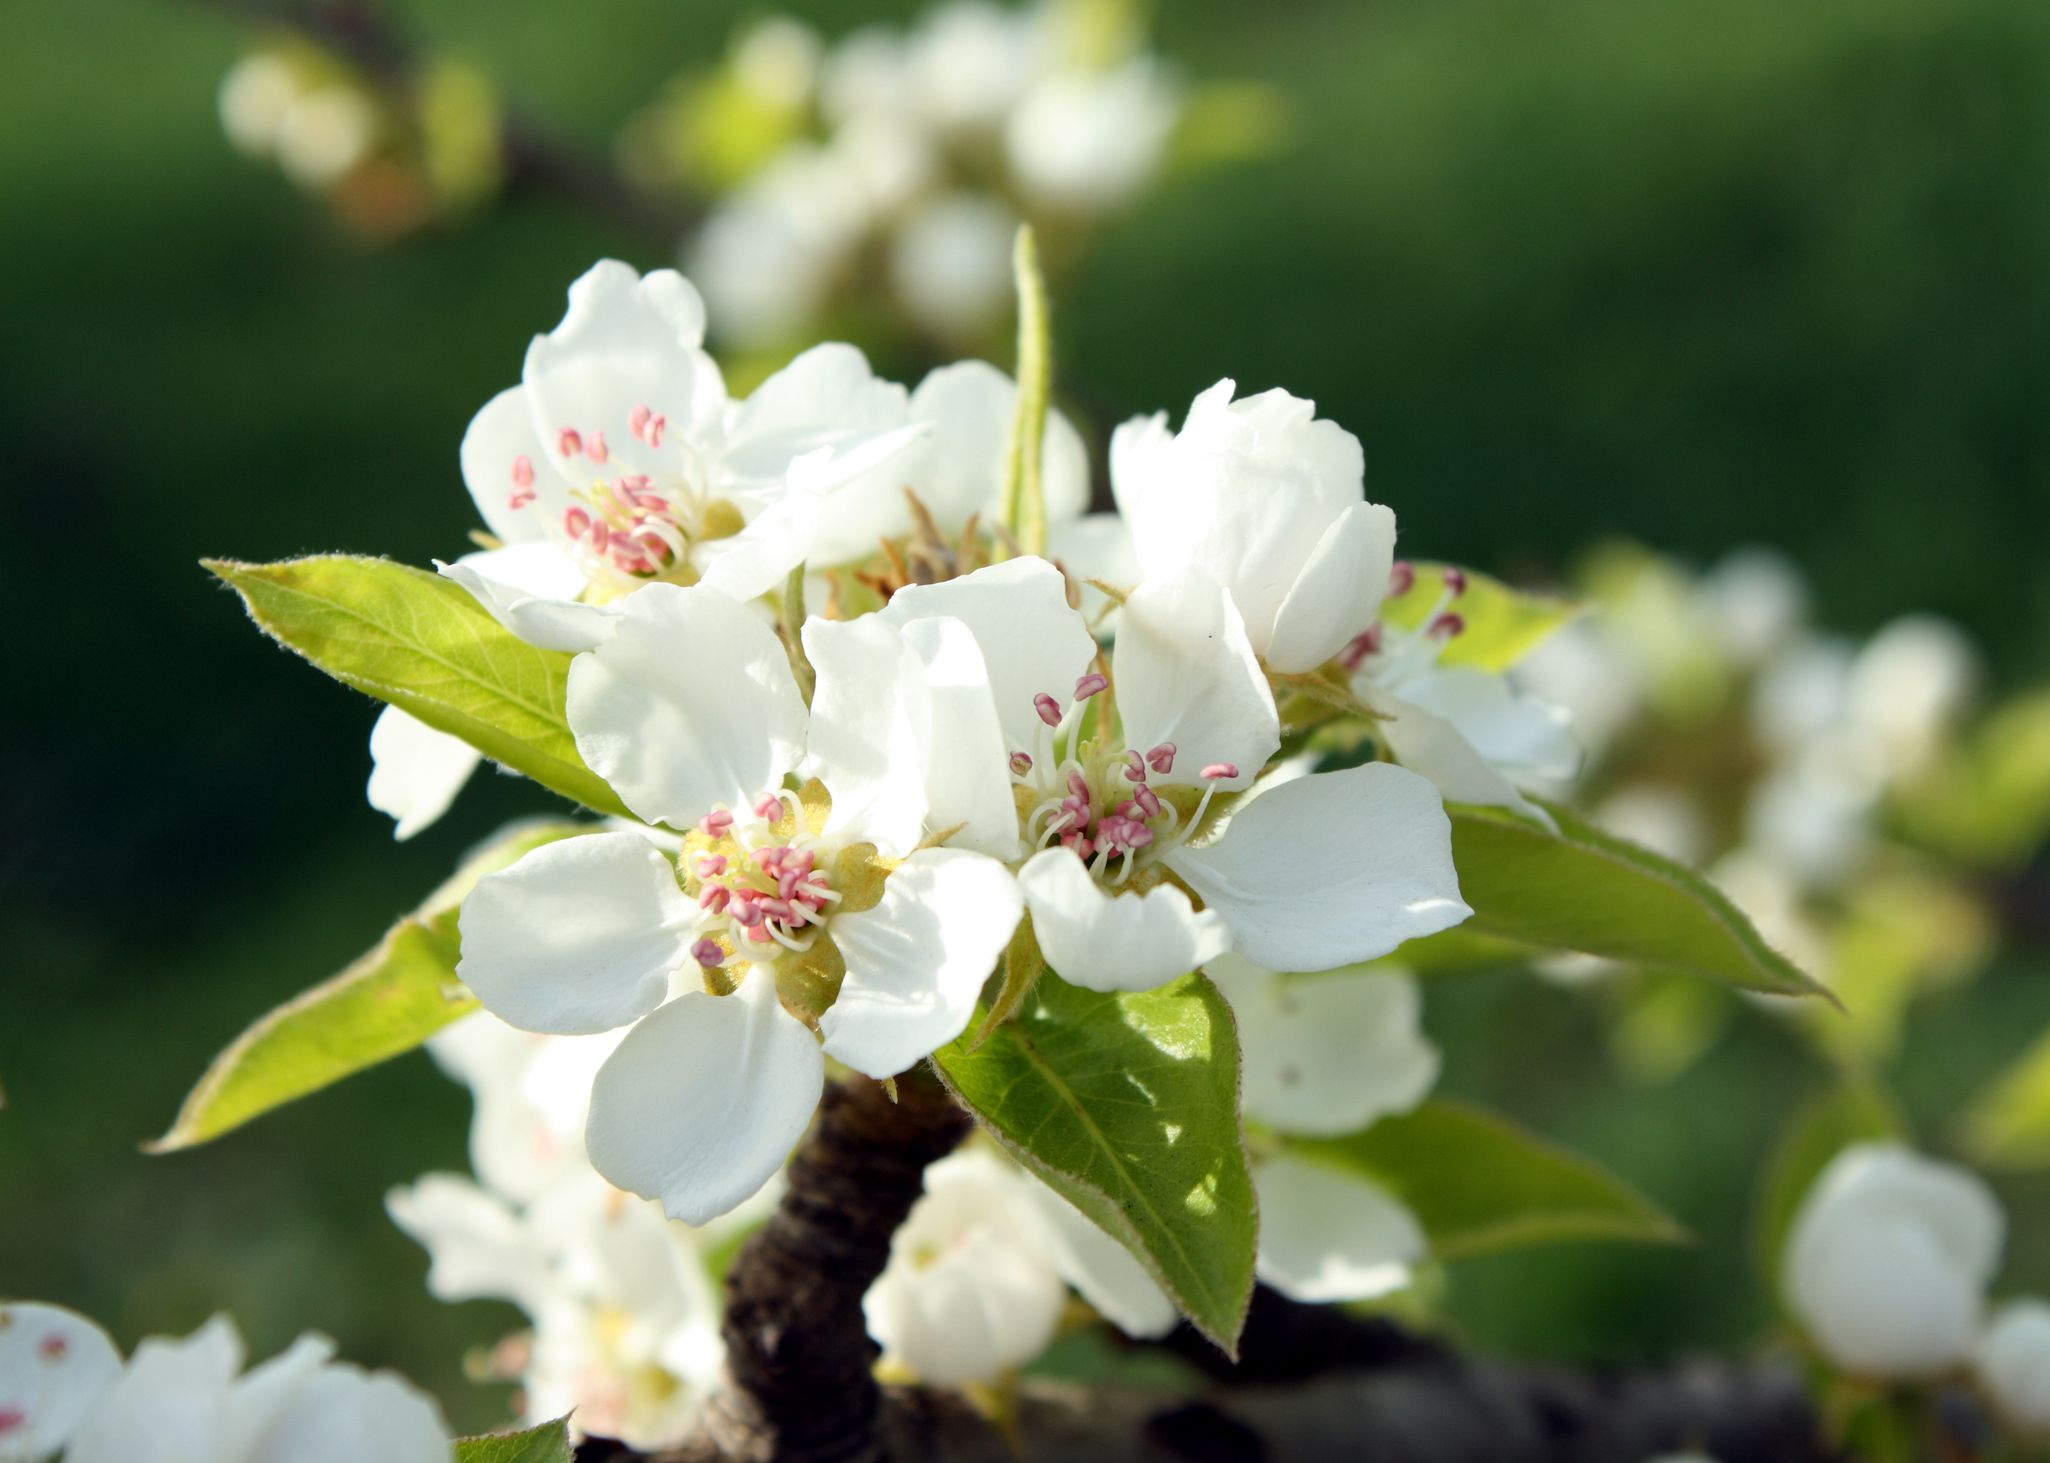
[416,258,1506,1239]
[1781,1142,2050,1437]
[0,1303,450,1463]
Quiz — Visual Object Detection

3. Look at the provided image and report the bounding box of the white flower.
[1005,58,1179,211]
[1206,955,1435,1303]
[217,55,299,157]
[0,1304,121,1461]
[388,1168,724,1449]
[862,1147,1173,1385]
[888,194,1018,340]
[4,1308,452,1463]
[1343,566,1580,827]
[274,88,378,189]
[875,558,1469,993]
[458,582,1025,1223]
[1977,1299,2050,1437]
[1109,380,1397,674]
[1781,1143,2003,1379]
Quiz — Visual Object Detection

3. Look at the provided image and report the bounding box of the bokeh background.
[5,0,2049,1432]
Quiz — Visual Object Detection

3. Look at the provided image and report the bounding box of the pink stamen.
[37,1336,67,1361]
[754,792,785,821]
[628,404,650,439]
[1443,567,1468,597]
[0,1408,23,1435]
[1388,560,1415,597]
[556,428,582,457]
[1201,763,1239,781]
[1122,750,1145,782]
[1034,693,1062,727]
[694,853,727,877]
[1009,751,1033,776]
[1134,784,1162,818]
[699,886,731,914]
[584,432,609,465]
[1429,612,1466,639]
[699,809,735,837]
[563,505,591,539]
[1145,743,1177,775]
[646,414,666,448]
[1074,672,1109,700]
[1338,624,1382,672]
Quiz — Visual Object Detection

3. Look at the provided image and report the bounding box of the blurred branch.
[184,0,693,245]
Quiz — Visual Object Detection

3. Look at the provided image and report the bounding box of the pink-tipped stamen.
[691,938,725,968]
[1034,693,1063,728]
[556,428,582,458]
[0,1408,24,1435]
[694,853,727,877]
[1008,751,1033,776]
[754,791,785,821]
[1074,672,1108,700]
[37,1336,67,1360]
[1145,742,1176,774]
[584,432,609,465]
[699,809,735,837]
[1429,612,1466,639]
[1443,567,1468,597]
[1201,762,1240,781]
[1388,560,1415,597]
[1122,750,1146,781]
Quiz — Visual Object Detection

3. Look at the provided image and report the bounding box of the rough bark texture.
[695,1069,972,1463]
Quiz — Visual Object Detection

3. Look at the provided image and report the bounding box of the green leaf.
[1291,1099,1684,1257]
[455,1417,574,1463]
[151,822,586,1151]
[1754,1079,1907,1288]
[1378,562,1575,672]
[1962,1023,2050,1171]
[205,555,631,820]
[1449,799,1830,999]
[932,971,1256,1354]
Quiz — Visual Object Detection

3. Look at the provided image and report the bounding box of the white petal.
[585,974,824,1226]
[1395,667,1581,784]
[437,545,609,654]
[897,616,1021,860]
[458,832,694,1036]
[459,386,562,547]
[1366,686,1554,830]
[880,557,1097,754]
[1206,955,1439,1136]
[690,474,816,605]
[236,1365,451,1463]
[801,615,932,857]
[1113,568,1278,791]
[904,360,1090,529]
[1977,1300,2050,1436]
[1018,1180,1178,1338]
[385,1174,551,1314]
[568,583,807,826]
[1018,847,1229,993]
[64,1317,244,1463]
[366,706,481,840]
[1265,501,1396,673]
[1046,511,1138,633]
[523,261,721,484]
[1168,762,1469,972]
[822,848,1024,1078]
[1254,1154,1424,1303]
[218,1334,337,1460]
[0,1303,123,1461]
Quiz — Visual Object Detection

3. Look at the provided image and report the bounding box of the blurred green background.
[5,0,2049,1432]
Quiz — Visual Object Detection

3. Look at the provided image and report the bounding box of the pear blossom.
[1341,563,1580,827]
[862,1147,1174,1385]
[1107,380,1397,674]
[457,583,1025,1224]
[1782,1143,2003,1379]
[1004,58,1180,211]
[0,1306,451,1463]
[1977,1299,2050,1437]
[0,1304,121,1461]
[1206,955,1436,1302]
[387,1168,725,1449]
[875,557,1470,993]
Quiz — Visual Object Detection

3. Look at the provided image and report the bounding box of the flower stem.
[998,225,1052,560]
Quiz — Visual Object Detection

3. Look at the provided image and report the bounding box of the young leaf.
[455,1418,573,1463]
[932,971,1256,1354]
[1754,1078,1907,1289]
[1378,562,1575,672]
[1450,799,1829,999]
[151,822,587,1151]
[1290,1100,1684,1257]
[1962,1025,2050,1170]
[205,555,631,819]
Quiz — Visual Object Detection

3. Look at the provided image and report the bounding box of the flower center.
[505,404,743,588]
[1339,559,1467,682]
[1009,674,1237,887]
[684,792,842,966]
